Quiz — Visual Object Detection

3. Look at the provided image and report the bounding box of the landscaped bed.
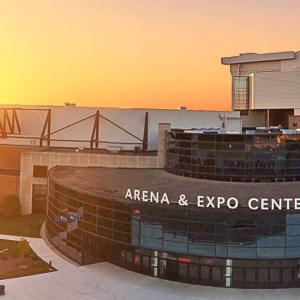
[0,239,55,279]
[0,214,45,238]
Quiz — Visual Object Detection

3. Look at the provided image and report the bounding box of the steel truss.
[0,108,149,152]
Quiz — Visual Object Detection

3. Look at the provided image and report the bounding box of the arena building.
[2,51,300,289]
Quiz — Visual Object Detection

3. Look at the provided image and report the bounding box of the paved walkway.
[0,234,300,299]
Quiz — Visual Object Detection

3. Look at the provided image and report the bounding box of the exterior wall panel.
[253,71,300,109]
[281,51,300,71]
[230,61,281,76]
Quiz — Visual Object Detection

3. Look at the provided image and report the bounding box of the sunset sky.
[1,0,300,111]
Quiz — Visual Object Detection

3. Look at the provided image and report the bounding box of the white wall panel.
[253,71,300,109]
[0,106,241,150]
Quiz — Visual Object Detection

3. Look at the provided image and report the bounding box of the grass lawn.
[0,214,45,238]
[0,239,55,279]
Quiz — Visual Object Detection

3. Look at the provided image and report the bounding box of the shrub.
[0,195,21,217]
[18,238,31,257]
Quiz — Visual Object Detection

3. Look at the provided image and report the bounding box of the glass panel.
[228,246,256,258]
[258,269,268,282]
[164,241,188,254]
[257,236,285,248]
[216,244,227,257]
[270,269,280,282]
[286,247,300,258]
[286,236,300,247]
[233,268,244,281]
[233,76,249,110]
[140,237,162,250]
[189,242,215,256]
[287,214,300,225]
[212,267,221,281]
[246,268,255,282]
[142,256,150,272]
[283,268,292,282]
[257,248,285,258]
[141,223,162,238]
[287,225,300,236]
[178,263,188,278]
[189,264,198,279]
[200,266,210,280]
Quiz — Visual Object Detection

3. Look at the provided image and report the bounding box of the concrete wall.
[20,151,163,214]
[0,106,241,150]
[19,123,170,215]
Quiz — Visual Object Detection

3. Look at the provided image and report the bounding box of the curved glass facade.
[46,178,300,288]
[165,130,300,182]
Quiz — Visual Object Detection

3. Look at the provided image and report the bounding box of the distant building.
[222,51,300,129]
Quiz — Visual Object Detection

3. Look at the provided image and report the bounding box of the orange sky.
[1,0,300,111]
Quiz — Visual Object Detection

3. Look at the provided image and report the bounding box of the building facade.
[222,51,300,129]
[165,128,300,182]
[0,106,240,214]
[46,161,300,289]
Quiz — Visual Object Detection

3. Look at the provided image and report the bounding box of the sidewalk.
[0,234,300,300]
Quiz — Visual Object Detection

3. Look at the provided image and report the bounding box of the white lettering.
[150,191,159,203]
[142,190,148,202]
[217,197,226,208]
[206,196,215,208]
[134,189,141,200]
[161,193,170,204]
[227,197,238,209]
[125,188,133,200]
[261,198,269,210]
[125,189,300,211]
[295,198,300,210]
[271,198,282,210]
[197,196,205,207]
[248,198,259,210]
[284,198,293,210]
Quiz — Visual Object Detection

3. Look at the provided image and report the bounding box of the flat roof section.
[49,166,300,209]
[221,51,295,65]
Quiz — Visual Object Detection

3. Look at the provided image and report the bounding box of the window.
[32,184,48,201]
[33,165,48,178]
[233,76,249,111]
[32,184,48,213]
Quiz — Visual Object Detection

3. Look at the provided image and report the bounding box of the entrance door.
[166,259,178,281]
[199,265,225,286]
